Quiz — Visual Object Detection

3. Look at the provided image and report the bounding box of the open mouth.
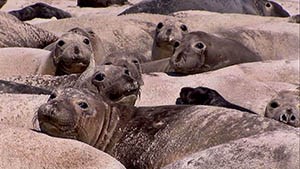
[108,88,139,102]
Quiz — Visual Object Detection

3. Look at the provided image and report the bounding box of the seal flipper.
[8,2,71,21]
[176,86,257,114]
[0,79,52,95]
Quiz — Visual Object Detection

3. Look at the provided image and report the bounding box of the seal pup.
[8,2,71,21]
[119,0,290,17]
[176,86,257,114]
[170,31,262,75]
[265,88,300,127]
[77,0,128,7]
[38,87,291,169]
[151,19,189,60]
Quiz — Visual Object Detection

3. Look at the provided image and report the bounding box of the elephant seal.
[265,89,300,127]
[119,0,290,17]
[8,2,71,21]
[176,86,256,114]
[103,52,146,86]
[288,14,300,24]
[0,0,6,8]
[38,87,291,169]
[151,19,189,60]
[0,79,51,95]
[170,31,262,75]
[0,12,58,48]
[77,0,128,7]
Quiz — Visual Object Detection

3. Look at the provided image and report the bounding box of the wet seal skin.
[176,86,257,114]
[265,88,300,127]
[119,0,290,17]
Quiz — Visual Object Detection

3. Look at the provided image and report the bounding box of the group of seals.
[119,0,290,17]
[142,31,262,75]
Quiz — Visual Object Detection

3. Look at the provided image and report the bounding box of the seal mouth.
[108,88,139,102]
[59,62,89,74]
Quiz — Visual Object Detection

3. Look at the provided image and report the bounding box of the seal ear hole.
[157,22,164,29]
[57,40,65,47]
[83,38,90,45]
[77,101,88,109]
[174,41,180,48]
[194,42,205,50]
[94,73,105,81]
[270,101,279,108]
[265,2,272,8]
[180,24,188,32]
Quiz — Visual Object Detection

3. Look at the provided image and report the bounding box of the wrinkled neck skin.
[141,58,174,73]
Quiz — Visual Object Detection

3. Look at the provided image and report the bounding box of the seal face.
[170,31,261,74]
[52,32,93,75]
[103,52,145,86]
[38,88,113,147]
[176,86,256,114]
[151,20,189,60]
[255,0,290,17]
[265,89,300,127]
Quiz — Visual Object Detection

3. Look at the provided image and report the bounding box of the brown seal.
[265,88,300,127]
[37,87,291,169]
[169,31,262,75]
[151,19,189,60]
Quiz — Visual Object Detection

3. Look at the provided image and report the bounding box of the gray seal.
[119,0,290,17]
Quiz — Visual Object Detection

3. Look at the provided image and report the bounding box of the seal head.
[52,32,93,75]
[265,89,300,127]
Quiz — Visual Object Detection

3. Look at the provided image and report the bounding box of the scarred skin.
[37,87,292,169]
[119,0,290,17]
[265,89,300,127]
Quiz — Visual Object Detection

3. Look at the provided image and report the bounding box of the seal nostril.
[95,73,105,81]
[124,69,130,75]
[180,24,188,31]
[49,93,56,100]
[270,101,279,108]
[74,46,80,54]
[290,115,296,121]
[175,53,183,63]
[174,41,180,48]
[280,114,288,123]
[166,29,172,36]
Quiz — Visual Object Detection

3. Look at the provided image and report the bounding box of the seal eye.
[57,40,65,47]
[104,62,112,65]
[95,73,105,81]
[265,2,272,8]
[195,42,205,49]
[157,22,164,29]
[180,24,188,32]
[174,41,180,48]
[132,60,139,64]
[83,38,90,45]
[78,101,88,109]
[49,93,56,100]
[270,101,279,108]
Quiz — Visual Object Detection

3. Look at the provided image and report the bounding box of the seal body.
[38,89,293,169]
[77,0,128,7]
[151,20,189,60]
[0,0,7,8]
[265,89,300,127]
[170,31,262,74]
[119,0,290,17]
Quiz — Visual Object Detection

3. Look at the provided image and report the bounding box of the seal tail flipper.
[0,79,52,95]
[8,2,71,21]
